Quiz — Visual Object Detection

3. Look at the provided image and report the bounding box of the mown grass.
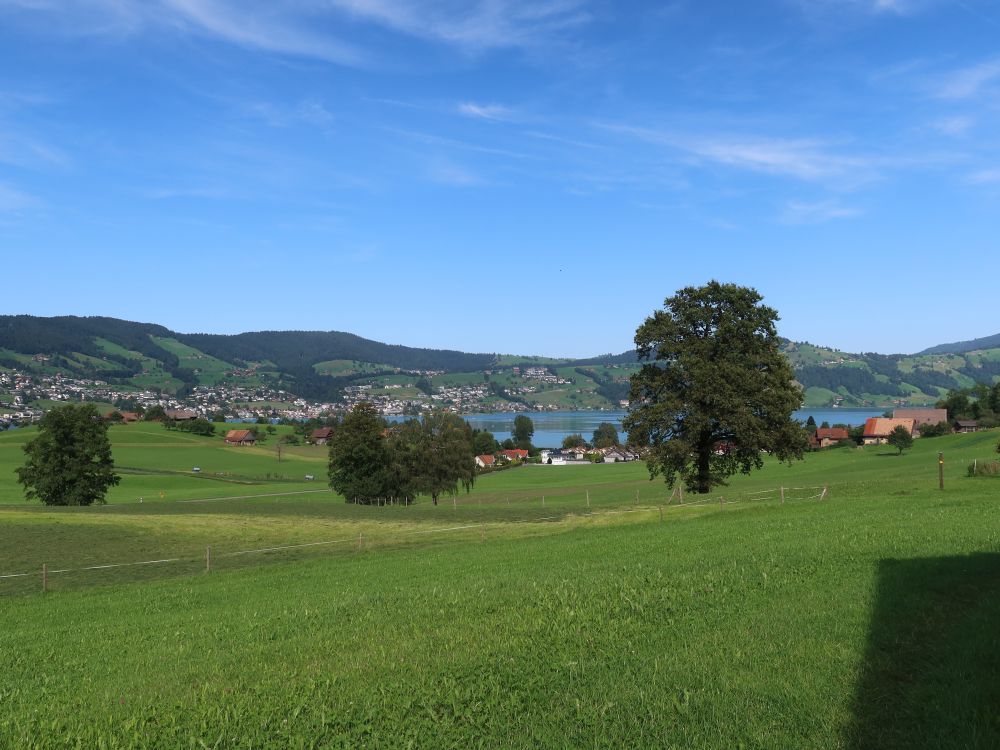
[1,430,999,747]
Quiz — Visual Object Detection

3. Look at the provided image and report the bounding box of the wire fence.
[0,483,829,597]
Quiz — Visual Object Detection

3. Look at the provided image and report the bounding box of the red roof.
[476,454,496,466]
[225,429,255,442]
[502,449,529,460]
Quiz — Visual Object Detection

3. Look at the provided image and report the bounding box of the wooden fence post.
[542,495,545,507]
[586,490,590,508]
[357,532,363,553]
[42,563,47,593]
[205,546,211,573]
[780,486,785,504]
[659,507,663,524]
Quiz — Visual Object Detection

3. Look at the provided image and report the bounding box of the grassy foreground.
[1,428,1000,747]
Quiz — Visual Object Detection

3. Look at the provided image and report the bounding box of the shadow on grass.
[847,553,1000,749]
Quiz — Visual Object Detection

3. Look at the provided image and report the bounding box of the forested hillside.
[1,315,999,408]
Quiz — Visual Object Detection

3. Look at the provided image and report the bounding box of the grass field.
[1,427,1000,747]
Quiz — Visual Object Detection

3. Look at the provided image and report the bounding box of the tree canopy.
[327,404,475,505]
[887,425,914,455]
[623,281,807,494]
[592,422,620,449]
[512,414,534,449]
[17,403,120,506]
[327,403,394,504]
[562,433,587,449]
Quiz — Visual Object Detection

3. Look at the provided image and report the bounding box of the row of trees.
[327,404,477,505]
[561,422,620,450]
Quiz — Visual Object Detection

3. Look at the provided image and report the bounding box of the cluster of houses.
[808,408,983,448]
[475,448,530,468]
[539,446,640,465]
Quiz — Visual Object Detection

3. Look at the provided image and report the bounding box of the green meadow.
[1,425,1000,747]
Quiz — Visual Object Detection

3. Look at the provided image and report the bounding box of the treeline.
[327,405,477,505]
[795,365,905,397]
[178,330,497,375]
[937,381,1000,428]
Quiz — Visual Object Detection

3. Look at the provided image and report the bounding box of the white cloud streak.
[601,124,877,184]
[0,0,591,64]
[780,199,862,224]
[935,58,1000,99]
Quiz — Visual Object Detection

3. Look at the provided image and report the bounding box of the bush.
[919,421,951,438]
[968,461,1000,477]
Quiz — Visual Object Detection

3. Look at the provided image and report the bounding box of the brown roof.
[311,428,334,439]
[892,408,947,425]
[225,429,255,441]
[502,449,528,459]
[815,427,850,441]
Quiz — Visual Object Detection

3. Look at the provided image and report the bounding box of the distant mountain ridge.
[1,315,999,408]
[917,332,1000,356]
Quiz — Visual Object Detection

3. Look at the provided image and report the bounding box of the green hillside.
[1,315,999,410]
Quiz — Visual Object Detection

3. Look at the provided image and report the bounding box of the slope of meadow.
[1,429,999,747]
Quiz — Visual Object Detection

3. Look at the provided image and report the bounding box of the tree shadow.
[846,553,1000,749]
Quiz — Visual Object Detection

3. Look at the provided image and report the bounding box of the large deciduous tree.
[327,402,394,504]
[623,281,807,494]
[17,403,120,506]
[408,412,476,505]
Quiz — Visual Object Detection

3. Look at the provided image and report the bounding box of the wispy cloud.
[0,129,69,168]
[601,124,877,185]
[965,168,1000,184]
[327,0,591,51]
[425,156,488,186]
[935,58,1000,99]
[780,199,862,224]
[457,102,514,121]
[930,115,974,136]
[161,0,366,65]
[242,98,335,128]
[1,0,591,64]
[0,182,38,213]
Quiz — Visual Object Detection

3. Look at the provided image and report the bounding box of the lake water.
[455,408,884,448]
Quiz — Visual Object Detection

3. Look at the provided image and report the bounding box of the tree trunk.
[696,444,712,494]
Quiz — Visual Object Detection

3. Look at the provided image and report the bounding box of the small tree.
[887,425,913,455]
[592,422,620,449]
[512,414,534,449]
[562,433,587,449]
[17,404,120,506]
[805,415,817,428]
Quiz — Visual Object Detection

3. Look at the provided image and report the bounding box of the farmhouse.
[811,427,850,449]
[862,418,915,445]
[475,454,495,468]
[225,429,256,446]
[954,420,980,433]
[892,408,947,430]
[311,427,334,445]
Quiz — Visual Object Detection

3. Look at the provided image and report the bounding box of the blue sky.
[1,0,998,358]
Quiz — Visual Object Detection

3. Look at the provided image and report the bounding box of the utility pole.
[939,452,944,491]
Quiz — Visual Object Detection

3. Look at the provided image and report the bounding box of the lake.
[454,408,884,448]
